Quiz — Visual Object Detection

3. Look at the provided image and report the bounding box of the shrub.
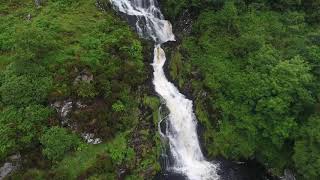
[293,115,320,180]
[0,62,52,107]
[74,81,97,99]
[0,105,51,159]
[40,127,81,162]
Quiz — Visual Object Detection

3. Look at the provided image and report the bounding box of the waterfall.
[110,0,219,179]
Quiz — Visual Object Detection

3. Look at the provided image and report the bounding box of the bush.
[40,127,81,162]
[293,115,320,180]
[0,105,51,159]
[112,100,125,112]
[107,135,135,166]
[14,26,58,62]
[22,169,47,180]
[0,62,52,107]
[0,75,52,107]
[74,81,97,99]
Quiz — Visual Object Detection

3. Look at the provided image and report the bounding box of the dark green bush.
[40,127,81,162]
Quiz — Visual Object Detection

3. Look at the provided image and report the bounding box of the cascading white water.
[110,0,174,43]
[110,0,219,179]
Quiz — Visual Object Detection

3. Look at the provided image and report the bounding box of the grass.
[54,143,109,179]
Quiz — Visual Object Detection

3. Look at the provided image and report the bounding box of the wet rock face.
[81,133,102,145]
[281,169,296,180]
[73,69,94,85]
[51,100,73,126]
[0,154,21,179]
[172,10,193,41]
[217,159,279,180]
[96,0,112,11]
[0,163,16,179]
[51,100,102,144]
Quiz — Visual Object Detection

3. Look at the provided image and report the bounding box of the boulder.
[0,154,21,179]
[34,0,42,7]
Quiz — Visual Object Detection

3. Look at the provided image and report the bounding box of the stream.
[109,1,278,180]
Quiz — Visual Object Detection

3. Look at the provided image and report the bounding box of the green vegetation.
[2,0,320,179]
[53,134,131,179]
[40,127,81,162]
[1,63,53,107]
[163,0,320,179]
[0,105,51,159]
[0,0,160,179]
[293,115,320,180]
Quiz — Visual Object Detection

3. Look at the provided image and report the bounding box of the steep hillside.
[163,0,320,179]
[0,0,161,179]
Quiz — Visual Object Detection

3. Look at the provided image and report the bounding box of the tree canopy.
[163,0,320,178]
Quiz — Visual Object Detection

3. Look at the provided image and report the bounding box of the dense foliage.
[1,0,320,179]
[0,0,160,179]
[163,0,320,179]
[293,115,320,180]
[40,127,81,162]
[0,105,51,159]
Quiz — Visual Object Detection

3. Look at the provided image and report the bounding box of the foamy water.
[110,0,219,179]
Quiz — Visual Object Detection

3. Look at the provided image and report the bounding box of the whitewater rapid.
[110,0,219,179]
